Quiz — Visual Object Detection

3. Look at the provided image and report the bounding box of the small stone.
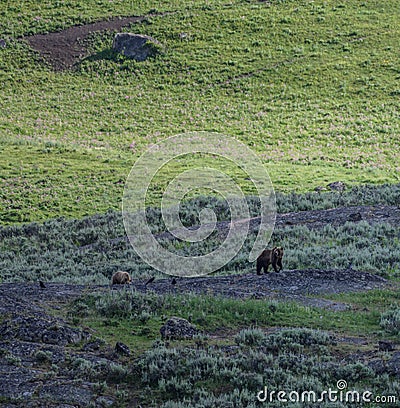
[327,181,346,192]
[82,339,104,352]
[160,317,198,340]
[96,396,115,407]
[378,340,395,352]
[115,341,130,355]
[347,212,362,221]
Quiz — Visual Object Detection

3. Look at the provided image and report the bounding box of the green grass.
[1,0,400,223]
[66,288,399,356]
[81,315,162,354]
[324,288,400,311]
[0,1,225,37]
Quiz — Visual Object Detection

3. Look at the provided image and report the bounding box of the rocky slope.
[0,266,393,407]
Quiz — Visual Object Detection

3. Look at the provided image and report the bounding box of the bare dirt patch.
[25,16,147,70]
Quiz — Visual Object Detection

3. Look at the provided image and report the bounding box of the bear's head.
[273,247,284,261]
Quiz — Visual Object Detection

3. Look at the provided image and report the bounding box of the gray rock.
[0,364,41,400]
[327,181,346,192]
[115,341,130,355]
[0,39,6,48]
[112,33,161,61]
[96,396,115,407]
[0,316,90,346]
[39,382,94,406]
[160,316,198,340]
[369,351,400,377]
[347,212,362,221]
[82,338,105,352]
[378,340,396,352]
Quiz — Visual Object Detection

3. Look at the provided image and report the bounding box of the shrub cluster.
[380,306,400,335]
[235,327,334,353]
[130,329,389,408]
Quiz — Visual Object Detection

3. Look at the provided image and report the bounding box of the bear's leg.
[256,259,263,275]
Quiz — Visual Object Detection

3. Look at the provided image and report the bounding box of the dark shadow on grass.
[78,48,117,64]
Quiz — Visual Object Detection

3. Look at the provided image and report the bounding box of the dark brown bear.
[111,271,132,285]
[256,247,284,275]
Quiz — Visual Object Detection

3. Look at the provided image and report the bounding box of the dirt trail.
[133,268,390,311]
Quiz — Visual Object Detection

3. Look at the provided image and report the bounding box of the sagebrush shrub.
[234,328,266,347]
[380,306,400,335]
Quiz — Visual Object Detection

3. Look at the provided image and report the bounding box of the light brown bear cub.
[256,247,284,275]
[111,271,132,285]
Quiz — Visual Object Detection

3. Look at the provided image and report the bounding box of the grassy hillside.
[1,0,399,223]
[1,4,399,407]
